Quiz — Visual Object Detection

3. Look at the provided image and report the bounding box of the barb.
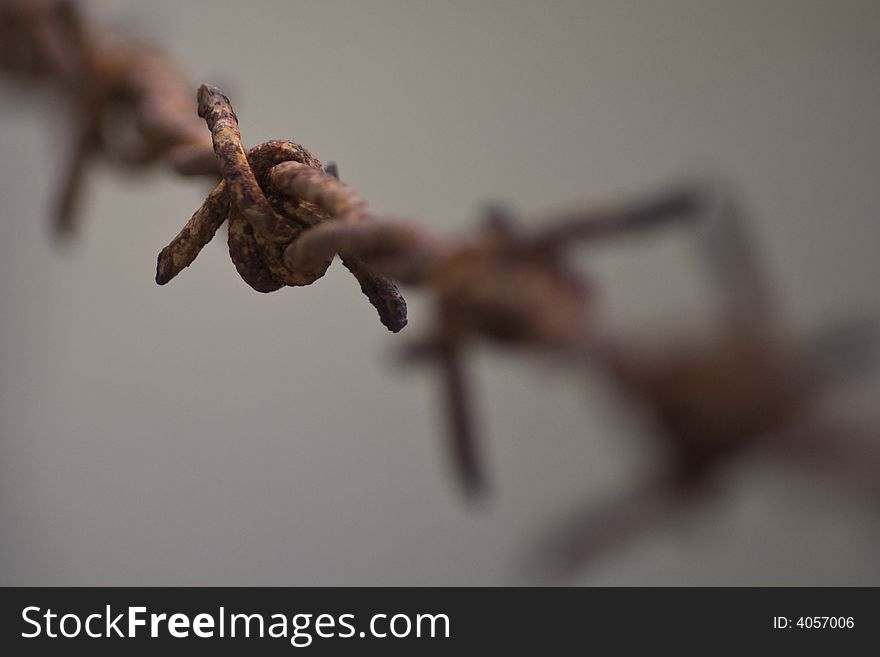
[157,85,408,332]
[0,0,218,234]
[154,84,602,495]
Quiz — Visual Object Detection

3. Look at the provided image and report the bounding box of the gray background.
[1,0,879,585]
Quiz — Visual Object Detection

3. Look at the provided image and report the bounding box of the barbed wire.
[0,0,218,231]
[3,0,876,567]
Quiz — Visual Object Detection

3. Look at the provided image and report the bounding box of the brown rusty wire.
[157,85,409,332]
[2,0,874,515]
[0,0,218,233]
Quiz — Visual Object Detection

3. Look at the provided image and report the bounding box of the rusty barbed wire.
[519,315,878,579]
[2,0,875,517]
[0,0,218,234]
[156,85,408,333]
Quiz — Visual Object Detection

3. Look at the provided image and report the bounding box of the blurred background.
[1,0,879,585]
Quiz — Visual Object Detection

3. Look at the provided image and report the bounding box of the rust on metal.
[0,0,217,234]
[3,0,872,514]
[157,85,408,333]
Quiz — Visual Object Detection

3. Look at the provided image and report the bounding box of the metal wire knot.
[156,85,407,333]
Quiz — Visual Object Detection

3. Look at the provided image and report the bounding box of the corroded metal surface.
[0,0,217,233]
[4,1,872,514]
[157,86,408,333]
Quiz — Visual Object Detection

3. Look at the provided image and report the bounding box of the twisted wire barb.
[157,85,409,332]
[0,0,218,234]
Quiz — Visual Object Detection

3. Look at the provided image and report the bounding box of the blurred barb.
[601,327,800,473]
[518,180,877,575]
[522,475,694,582]
[535,178,775,323]
[0,0,217,234]
[401,342,487,499]
[532,186,699,246]
[522,320,876,578]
